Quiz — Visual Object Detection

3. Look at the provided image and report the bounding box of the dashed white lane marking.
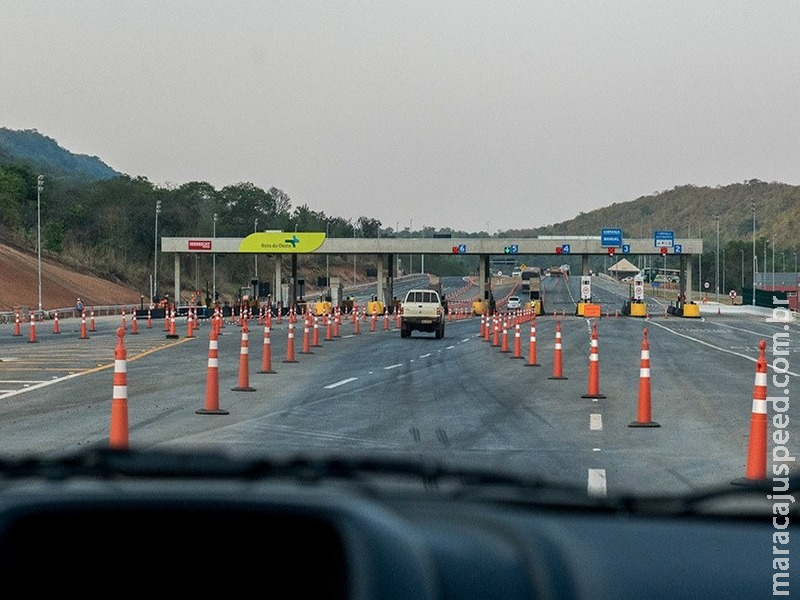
[0,372,84,400]
[590,414,603,431]
[324,377,358,389]
[419,353,432,358]
[588,468,607,497]
[384,363,403,370]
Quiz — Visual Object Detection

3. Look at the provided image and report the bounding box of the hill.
[502,180,800,251]
[0,128,120,182]
[0,240,142,313]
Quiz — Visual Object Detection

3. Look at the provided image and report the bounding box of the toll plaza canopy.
[160,233,703,306]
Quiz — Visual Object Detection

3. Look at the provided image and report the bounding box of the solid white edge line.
[647,320,799,377]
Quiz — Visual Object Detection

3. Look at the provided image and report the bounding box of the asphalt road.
[0,276,797,498]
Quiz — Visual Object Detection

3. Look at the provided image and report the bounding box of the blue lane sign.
[601,228,623,247]
[673,244,682,254]
[654,230,674,247]
[622,244,631,254]
[458,244,467,254]
[561,244,571,254]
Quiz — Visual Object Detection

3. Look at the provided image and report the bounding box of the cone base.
[582,393,606,399]
[258,369,277,374]
[232,386,257,392]
[628,421,660,428]
[524,363,541,367]
[731,476,766,487]
[196,408,230,415]
[166,334,180,339]
[548,376,568,380]
[300,351,314,354]
[283,359,299,363]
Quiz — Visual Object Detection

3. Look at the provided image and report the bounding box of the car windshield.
[0,3,798,508]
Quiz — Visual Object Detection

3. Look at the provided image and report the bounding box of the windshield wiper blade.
[0,448,590,500]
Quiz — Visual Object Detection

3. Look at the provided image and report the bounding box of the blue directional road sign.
[622,244,630,254]
[673,244,682,254]
[561,244,571,254]
[601,228,623,247]
[654,230,674,247]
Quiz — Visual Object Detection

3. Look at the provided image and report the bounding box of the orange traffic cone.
[525,318,540,367]
[231,327,256,392]
[500,318,510,353]
[300,316,313,354]
[629,328,659,427]
[548,318,568,380]
[166,308,179,339]
[131,311,139,334]
[196,326,229,415]
[109,327,129,449]
[312,315,321,347]
[79,311,89,339]
[732,340,768,484]
[511,322,523,359]
[582,322,606,399]
[28,313,37,343]
[283,321,298,363]
[89,308,96,332]
[53,310,60,334]
[147,308,152,329]
[13,311,21,336]
[258,322,276,374]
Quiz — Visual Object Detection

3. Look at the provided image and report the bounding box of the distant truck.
[400,288,446,339]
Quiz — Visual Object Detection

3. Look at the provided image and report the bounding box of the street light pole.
[772,233,777,290]
[153,200,161,303]
[353,225,357,286]
[713,214,720,299]
[740,249,744,292]
[212,213,218,303]
[36,175,43,312]
[751,200,756,305]
[325,221,330,290]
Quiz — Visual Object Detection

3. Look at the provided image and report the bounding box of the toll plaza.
[160,231,702,316]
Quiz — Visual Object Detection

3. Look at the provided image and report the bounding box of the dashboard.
[0,451,788,599]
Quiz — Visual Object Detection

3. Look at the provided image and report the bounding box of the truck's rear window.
[406,291,436,303]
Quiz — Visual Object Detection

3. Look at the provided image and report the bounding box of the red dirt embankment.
[0,242,141,312]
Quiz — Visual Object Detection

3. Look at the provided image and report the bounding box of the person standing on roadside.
[75,297,84,317]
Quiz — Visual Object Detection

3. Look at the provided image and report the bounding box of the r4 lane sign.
[654,231,674,248]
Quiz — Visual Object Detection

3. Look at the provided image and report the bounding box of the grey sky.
[3,1,798,233]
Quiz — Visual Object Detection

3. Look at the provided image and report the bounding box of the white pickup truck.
[400,289,446,339]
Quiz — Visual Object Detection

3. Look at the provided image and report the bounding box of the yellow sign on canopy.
[238,232,326,253]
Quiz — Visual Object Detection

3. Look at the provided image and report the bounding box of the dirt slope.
[0,242,142,312]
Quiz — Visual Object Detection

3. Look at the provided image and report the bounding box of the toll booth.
[576,276,599,316]
[628,276,647,317]
[329,277,344,309]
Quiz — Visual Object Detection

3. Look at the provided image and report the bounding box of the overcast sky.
[2,1,798,233]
